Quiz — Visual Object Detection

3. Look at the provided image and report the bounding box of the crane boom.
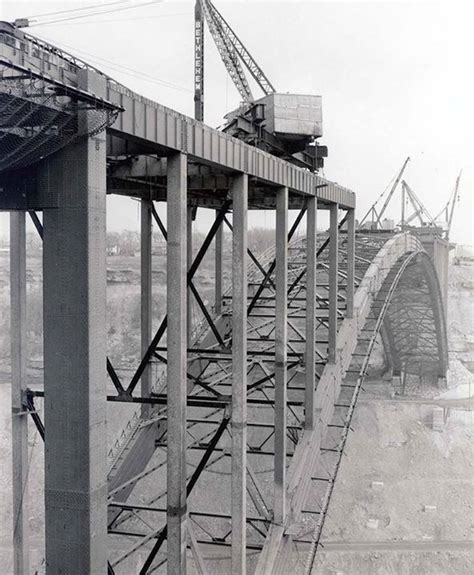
[358,156,410,229]
[404,185,425,225]
[207,0,276,96]
[374,156,410,228]
[198,0,254,102]
[402,180,436,227]
[447,170,462,239]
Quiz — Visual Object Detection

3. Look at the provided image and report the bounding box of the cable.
[30,11,190,27]
[30,0,164,28]
[36,33,192,93]
[26,0,133,20]
[31,1,160,27]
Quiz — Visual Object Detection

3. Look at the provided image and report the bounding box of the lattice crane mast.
[194,0,275,120]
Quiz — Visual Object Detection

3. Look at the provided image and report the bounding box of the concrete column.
[328,203,339,363]
[141,200,152,417]
[166,152,188,574]
[346,208,355,319]
[10,211,29,575]
[215,212,223,315]
[274,187,288,524]
[231,174,248,574]
[305,197,317,430]
[42,68,107,573]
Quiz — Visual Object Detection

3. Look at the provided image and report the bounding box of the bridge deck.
[0,28,354,209]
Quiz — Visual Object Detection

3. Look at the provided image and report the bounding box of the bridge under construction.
[0,5,450,574]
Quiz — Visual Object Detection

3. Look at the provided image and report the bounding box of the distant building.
[454,244,474,264]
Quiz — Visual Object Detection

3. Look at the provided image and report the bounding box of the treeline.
[0,227,278,258]
[106,227,276,257]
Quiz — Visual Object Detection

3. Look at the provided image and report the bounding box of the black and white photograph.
[0,1,472,573]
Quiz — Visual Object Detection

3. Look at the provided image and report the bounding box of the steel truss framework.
[2,26,448,575]
[20,202,447,574]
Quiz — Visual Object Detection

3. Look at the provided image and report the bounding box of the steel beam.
[141,199,153,417]
[231,174,248,574]
[215,211,224,315]
[248,208,306,316]
[328,203,339,363]
[274,187,288,524]
[166,152,188,574]
[346,208,355,319]
[187,206,194,343]
[305,197,317,430]
[10,211,29,575]
[41,69,108,574]
[188,523,207,574]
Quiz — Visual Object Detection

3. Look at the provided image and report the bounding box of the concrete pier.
[41,69,108,574]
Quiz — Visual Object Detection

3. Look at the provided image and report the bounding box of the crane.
[401,180,436,227]
[194,0,275,122]
[447,170,462,240]
[425,170,462,239]
[193,0,327,171]
[358,157,410,230]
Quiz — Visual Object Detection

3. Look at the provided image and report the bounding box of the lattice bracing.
[0,62,119,173]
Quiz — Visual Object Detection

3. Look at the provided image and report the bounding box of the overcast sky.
[0,0,472,243]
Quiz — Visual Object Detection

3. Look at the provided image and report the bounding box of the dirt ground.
[310,259,474,575]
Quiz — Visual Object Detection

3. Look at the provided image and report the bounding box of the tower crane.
[194,0,327,171]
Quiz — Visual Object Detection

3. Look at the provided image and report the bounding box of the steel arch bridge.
[103,230,448,574]
[0,23,449,575]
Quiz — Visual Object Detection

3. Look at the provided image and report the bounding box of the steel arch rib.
[379,252,448,379]
[256,233,448,573]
